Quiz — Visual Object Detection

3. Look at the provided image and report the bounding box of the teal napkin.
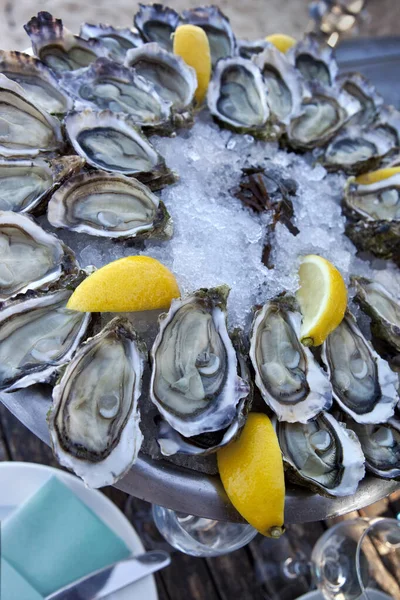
[0,559,44,600]
[1,476,131,597]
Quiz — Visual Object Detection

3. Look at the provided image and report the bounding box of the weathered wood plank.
[388,489,400,517]
[205,546,265,600]
[0,408,10,461]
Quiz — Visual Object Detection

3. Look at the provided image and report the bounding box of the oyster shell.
[352,276,400,354]
[47,171,173,240]
[0,155,84,214]
[253,45,305,124]
[181,6,236,66]
[348,419,400,480]
[80,23,143,60]
[275,412,365,497]
[24,12,109,74]
[134,3,180,51]
[49,317,145,488]
[150,286,250,439]
[60,58,172,129]
[237,38,268,60]
[288,34,338,87]
[324,125,397,174]
[249,297,332,423]
[124,43,197,113]
[207,57,273,138]
[0,211,78,301]
[336,72,383,128]
[64,109,174,189]
[0,289,90,392]
[286,88,346,150]
[321,312,398,423]
[0,51,73,114]
[0,74,63,158]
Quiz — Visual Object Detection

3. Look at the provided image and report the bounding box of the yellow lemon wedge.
[217,413,285,538]
[355,166,400,185]
[296,254,347,347]
[67,256,180,312]
[173,24,211,104]
[265,33,296,53]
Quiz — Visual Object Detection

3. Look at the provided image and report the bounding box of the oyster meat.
[49,317,145,488]
[288,34,338,87]
[207,57,273,137]
[0,74,63,158]
[60,58,172,129]
[0,156,84,214]
[47,171,173,240]
[348,419,400,479]
[0,289,90,392]
[0,211,78,301]
[249,297,332,423]
[352,276,400,354]
[124,43,197,113]
[134,3,180,51]
[0,51,73,114]
[321,312,398,423]
[150,286,250,442]
[275,412,365,497]
[64,109,174,188]
[80,23,143,60]
[24,12,109,74]
[181,6,236,66]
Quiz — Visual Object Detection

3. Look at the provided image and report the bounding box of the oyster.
[352,276,400,354]
[47,171,173,240]
[275,412,365,497]
[0,74,63,158]
[249,297,332,423]
[80,23,143,60]
[124,43,197,113]
[60,58,172,129]
[150,286,250,440]
[0,211,78,301]
[288,34,338,87]
[237,39,268,60]
[0,155,84,214]
[207,57,273,138]
[134,3,180,51]
[49,317,145,488]
[181,6,236,66]
[0,51,73,114]
[64,109,174,188]
[286,88,346,150]
[24,12,109,74]
[0,289,90,392]
[324,125,397,174]
[321,312,398,423]
[343,169,400,263]
[253,45,305,124]
[336,72,383,128]
[348,420,400,479]
[156,329,252,456]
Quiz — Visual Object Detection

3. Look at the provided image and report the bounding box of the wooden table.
[1,403,399,600]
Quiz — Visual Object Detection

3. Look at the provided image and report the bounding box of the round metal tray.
[1,386,398,524]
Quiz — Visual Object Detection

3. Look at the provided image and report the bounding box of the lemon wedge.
[297,254,347,347]
[265,33,296,53]
[173,24,211,104]
[67,256,180,312]
[355,166,400,185]
[217,413,285,538]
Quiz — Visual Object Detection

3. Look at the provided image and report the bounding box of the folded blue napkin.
[1,476,131,597]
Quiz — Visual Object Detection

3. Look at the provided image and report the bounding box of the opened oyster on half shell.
[288,33,338,88]
[0,211,78,301]
[336,72,384,128]
[0,288,91,392]
[80,23,143,61]
[321,312,398,423]
[275,412,365,497]
[47,171,173,240]
[347,419,400,480]
[249,296,332,423]
[134,3,180,51]
[150,286,250,452]
[0,155,84,214]
[49,317,146,488]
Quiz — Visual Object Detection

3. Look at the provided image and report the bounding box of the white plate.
[0,462,158,600]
